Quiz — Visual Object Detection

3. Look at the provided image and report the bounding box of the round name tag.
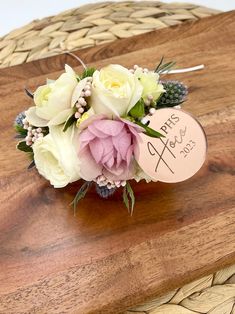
[135,108,207,183]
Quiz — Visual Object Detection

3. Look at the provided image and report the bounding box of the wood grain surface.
[0,11,235,314]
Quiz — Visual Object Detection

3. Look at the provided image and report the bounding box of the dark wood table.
[0,11,235,314]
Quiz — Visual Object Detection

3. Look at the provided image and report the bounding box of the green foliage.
[15,124,27,137]
[28,160,35,169]
[81,67,96,79]
[71,181,92,215]
[135,121,164,138]
[123,182,135,215]
[129,98,145,118]
[155,57,176,74]
[24,88,34,99]
[17,141,33,153]
[63,111,76,132]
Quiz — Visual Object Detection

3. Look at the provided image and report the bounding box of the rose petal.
[79,113,106,130]
[89,138,104,163]
[48,108,74,126]
[126,144,134,165]
[78,147,102,181]
[25,106,48,127]
[94,120,124,136]
[71,78,88,107]
[88,124,107,138]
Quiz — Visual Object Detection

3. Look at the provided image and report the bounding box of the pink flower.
[78,115,143,181]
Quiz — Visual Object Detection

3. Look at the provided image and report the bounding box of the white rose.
[90,64,143,118]
[25,65,89,127]
[134,68,165,102]
[33,125,80,188]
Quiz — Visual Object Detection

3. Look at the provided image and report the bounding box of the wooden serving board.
[0,11,235,314]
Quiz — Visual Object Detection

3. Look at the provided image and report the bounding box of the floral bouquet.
[14,58,192,214]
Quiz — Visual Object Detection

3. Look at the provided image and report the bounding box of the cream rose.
[90,64,143,118]
[134,68,165,102]
[33,125,80,188]
[25,65,88,127]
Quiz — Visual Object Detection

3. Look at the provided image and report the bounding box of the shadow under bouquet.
[15,59,191,214]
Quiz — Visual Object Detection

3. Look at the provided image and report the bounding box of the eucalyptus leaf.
[17,141,33,153]
[129,98,145,118]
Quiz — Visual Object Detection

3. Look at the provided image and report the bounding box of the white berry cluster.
[95,175,126,189]
[75,78,92,119]
[23,118,43,146]
[129,64,149,74]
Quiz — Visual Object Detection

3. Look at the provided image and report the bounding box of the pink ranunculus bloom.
[78,115,143,181]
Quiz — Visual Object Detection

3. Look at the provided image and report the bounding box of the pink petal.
[106,156,114,168]
[89,138,104,163]
[94,120,124,136]
[79,129,96,142]
[79,114,106,130]
[78,147,102,180]
[116,151,122,168]
[120,118,144,133]
[126,144,134,165]
[88,124,107,138]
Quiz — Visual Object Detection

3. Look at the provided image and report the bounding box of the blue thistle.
[14,111,26,127]
[95,184,117,198]
[157,80,188,107]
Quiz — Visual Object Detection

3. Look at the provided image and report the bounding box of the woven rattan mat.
[2,1,235,312]
[126,264,235,313]
[0,1,220,68]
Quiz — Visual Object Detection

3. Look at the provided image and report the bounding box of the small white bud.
[84,90,91,97]
[141,117,149,125]
[149,108,156,115]
[145,99,151,106]
[75,112,81,119]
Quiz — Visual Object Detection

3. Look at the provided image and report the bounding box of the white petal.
[49,125,81,183]
[65,64,76,76]
[25,106,48,127]
[48,108,74,126]
[71,78,88,106]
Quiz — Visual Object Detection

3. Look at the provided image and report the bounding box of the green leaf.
[155,56,164,72]
[154,57,176,74]
[71,181,92,215]
[17,141,33,153]
[123,182,135,215]
[81,67,96,79]
[15,124,27,136]
[28,160,35,170]
[63,112,76,132]
[129,98,145,118]
[135,121,165,138]
[24,88,33,99]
